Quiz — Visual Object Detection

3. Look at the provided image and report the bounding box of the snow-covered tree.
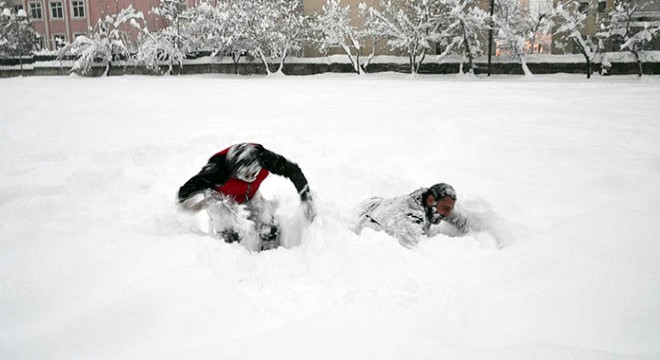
[273,0,310,73]
[359,0,444,74]
[441,0,489,75]
[246,0,309,75]
[58,5,144,76]
[138,0,190,74]
[152,0,188,38]
[178,1,255,75]
[525,1,552,55]
[551,0,598,78]
[0,6,39,59]
[313,0,369,74]
[215,1,253,74]
[494,0,526,73]
[493,0,550,75]
[598,0,660,76]
[183,1,224,55]
[195,0,308,75]
[185,0,256,74]
[183,1,215,52]
[138,26,184,74]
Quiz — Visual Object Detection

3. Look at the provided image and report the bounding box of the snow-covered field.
[1,74,659,360]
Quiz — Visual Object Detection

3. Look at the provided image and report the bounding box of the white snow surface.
[1,74,660,360]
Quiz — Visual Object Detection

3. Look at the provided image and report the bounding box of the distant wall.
[1,55,659,77]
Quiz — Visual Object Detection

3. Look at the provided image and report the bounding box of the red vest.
[213,147,269,204]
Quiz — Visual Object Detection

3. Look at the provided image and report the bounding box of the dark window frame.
[29,2,43,20]
[71,0,85,18]
[578,2,589,13]
[50,1,64,19]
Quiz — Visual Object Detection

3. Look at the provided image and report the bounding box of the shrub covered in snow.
[57,5,144,76]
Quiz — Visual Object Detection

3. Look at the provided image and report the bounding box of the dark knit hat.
[422,183,457,204]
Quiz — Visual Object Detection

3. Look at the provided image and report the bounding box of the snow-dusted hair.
[227,143,259,168]
[227,143,262,182]
[422,183,457,205]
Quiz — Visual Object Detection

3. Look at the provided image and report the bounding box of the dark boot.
[220,229,241,244]
[259,225,280,251]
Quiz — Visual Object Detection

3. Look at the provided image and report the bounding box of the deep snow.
[1,73,660,360]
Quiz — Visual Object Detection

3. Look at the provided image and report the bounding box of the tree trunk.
[585,55,592,79]
[257,51,271,75]
[361,48,375,72]
[574,38,592,79]
[519,54,532,76]
[416,50,426,74]
[232,53,242,75]
[340,44,359,74]
[462,49,473,75]
[463,24,475,74]
[630,49,643,77]
[350,37,365,74]
[276,48,288,75]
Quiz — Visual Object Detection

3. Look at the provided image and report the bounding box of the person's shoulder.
[255,144,283,160]
[409,187,427,198]
[406,188,426,209]
[254,144,268,154]
[208,152,228,165]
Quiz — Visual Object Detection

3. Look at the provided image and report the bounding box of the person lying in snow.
[353,183,477,248]
[178,143,315,251]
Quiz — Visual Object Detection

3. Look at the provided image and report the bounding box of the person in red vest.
[178,143,315,250]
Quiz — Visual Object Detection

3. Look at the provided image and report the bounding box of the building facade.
[6,0,201,50]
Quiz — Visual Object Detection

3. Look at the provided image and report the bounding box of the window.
[597,1,607,13]
[71,0,85,18]
[14,5,24,13]
[30,2,43,20]
[35,36,44,50]
[50,1,63,19]
[578,2,589,13]
[53,34,66,49]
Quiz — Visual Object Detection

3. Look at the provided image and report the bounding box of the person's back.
[354,188,427,248]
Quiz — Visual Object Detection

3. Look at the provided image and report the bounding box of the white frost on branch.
[58,5,144,76]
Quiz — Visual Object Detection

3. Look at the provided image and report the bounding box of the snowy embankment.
[1,74,659,360]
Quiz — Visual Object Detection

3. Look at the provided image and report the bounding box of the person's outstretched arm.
[257,145,315,221]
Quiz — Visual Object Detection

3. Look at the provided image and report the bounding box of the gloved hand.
[301,198,316,223]
[178,190,218,212]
